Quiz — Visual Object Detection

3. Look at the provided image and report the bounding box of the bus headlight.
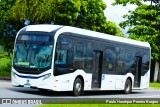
[43,73,51,80]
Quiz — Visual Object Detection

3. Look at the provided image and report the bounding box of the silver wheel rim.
[75,82,81,92]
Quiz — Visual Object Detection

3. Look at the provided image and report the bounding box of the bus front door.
[91,51,103,89]
[134,56,142,87]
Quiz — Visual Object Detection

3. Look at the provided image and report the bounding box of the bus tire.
[124,79,132,94]
[73,78,82,96]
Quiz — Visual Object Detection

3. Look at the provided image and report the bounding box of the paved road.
[1,80,160,107]
[0,80,160,99]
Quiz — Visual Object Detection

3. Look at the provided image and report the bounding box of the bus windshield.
[13,42,53,69]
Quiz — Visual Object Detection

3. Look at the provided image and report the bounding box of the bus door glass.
[134,56,142,87]
[91,50,103,88]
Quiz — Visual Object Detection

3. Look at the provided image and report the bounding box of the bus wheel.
[73,78,82,96]
[124,79,132,94]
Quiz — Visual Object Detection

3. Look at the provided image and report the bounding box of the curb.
[148,87,160,90]
[0,76,11,80]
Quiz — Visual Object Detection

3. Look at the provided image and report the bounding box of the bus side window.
[55,50,67,65]
[142,54,150,75]
[116,48,126,73]
[125,50,134,73]
[86,43,94,70]
[105,47,116,72]
[73,42,85,69]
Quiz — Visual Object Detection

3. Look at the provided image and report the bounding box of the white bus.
[12,25,150,96]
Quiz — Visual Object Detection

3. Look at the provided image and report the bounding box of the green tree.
[11,0,125,37]
[113,0,160,61]
[0,0,16,49]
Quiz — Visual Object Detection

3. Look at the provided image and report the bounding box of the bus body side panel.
[140,75,149,89]
[138,69,150,89]
[100,73,134,90]
[53,31,150,91]
[52,70,92,91]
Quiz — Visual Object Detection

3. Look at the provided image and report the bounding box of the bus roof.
[25,24,150,48]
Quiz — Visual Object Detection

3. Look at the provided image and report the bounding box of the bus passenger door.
[91,51,103,89]
[134,56,142,87]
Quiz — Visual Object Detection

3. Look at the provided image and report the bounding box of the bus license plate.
[24,84,31,88]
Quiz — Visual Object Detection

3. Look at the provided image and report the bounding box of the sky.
[103,0,137,35]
